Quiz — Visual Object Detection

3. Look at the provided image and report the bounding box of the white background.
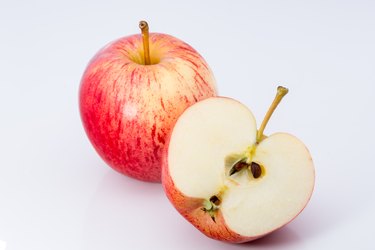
[1,0,375,249]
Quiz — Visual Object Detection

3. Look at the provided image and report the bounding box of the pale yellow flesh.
[168,98,314,237]
[169,97,257,198]
[221,133,314,236]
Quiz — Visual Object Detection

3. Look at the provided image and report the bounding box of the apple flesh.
[162,97,315,242]
[80,33,216,182]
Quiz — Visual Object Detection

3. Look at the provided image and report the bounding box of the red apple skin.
[162,136,315,243]
[162,138,260,243]
[79,33,216,182]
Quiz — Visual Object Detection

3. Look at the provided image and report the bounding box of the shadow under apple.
[243,226,300,248]
[81,167,359,250]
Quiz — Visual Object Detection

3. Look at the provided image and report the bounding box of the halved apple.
[162,87,315,243]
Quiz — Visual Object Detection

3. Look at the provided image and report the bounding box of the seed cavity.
[226,155,265,179]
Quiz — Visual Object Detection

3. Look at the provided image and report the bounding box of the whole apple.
[79,22,216,182]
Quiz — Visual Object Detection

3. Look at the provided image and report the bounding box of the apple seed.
[250,162,262,178]
[209,195,221,206]
[229,160,249,176]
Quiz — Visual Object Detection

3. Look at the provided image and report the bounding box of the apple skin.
[162,134,259,243]
[161,97,315,243]
[162,133,314,243]
[79,33,216,182]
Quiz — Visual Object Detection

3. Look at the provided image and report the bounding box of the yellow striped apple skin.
[80,33,216,182]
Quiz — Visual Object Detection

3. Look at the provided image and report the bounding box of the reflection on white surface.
[0,240,7,250]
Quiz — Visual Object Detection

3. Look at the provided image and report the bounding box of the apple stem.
[139,20,151,65]
[256,86,289,143]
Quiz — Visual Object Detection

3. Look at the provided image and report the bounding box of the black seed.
[229,161,248,176]
[250,162,262,178]
[210,195,221,206]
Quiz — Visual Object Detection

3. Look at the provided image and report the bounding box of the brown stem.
[256,86,289,142]
[139,20,151,65]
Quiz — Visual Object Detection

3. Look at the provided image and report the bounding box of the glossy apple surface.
[80,33,216,182]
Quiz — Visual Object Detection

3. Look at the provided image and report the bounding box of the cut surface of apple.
[163,96,315,242]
